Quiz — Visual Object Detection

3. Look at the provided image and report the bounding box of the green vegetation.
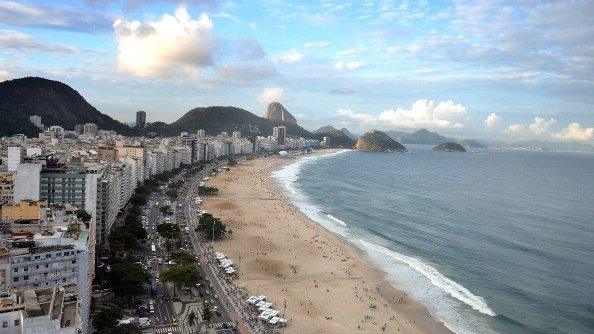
[92,307,123,332]
[76,208,92,222]
[106,261,150,303]
[198,186,219,196]
[187,310,197,330]
[202,303,213,323]
[196,213,227,240]
[159,204,173,216]
[108,216,147,252]
[156,223,181,253]
[161,264,199,294]
[169,251,197,265]
[355,130,407,152]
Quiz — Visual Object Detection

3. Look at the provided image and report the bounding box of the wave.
[272,149,498,333]
[359,239,497,317]
[325,213,348,226]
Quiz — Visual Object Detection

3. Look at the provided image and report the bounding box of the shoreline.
[203,149,451,333]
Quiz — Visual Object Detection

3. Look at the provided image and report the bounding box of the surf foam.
[271,149,499,333]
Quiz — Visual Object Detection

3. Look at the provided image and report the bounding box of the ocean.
[272,146,594,334]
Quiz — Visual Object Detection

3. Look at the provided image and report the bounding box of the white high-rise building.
[13,163,42,203]
[7,147,22,173]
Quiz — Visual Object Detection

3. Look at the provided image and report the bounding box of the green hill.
[0,77,134,137]
[355,130,407,152]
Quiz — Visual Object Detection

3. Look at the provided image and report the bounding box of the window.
[24,276,29,281]
[2,321,7,328]
[13,268,17,273]
[14,319,19,326]
[13,277,18,282]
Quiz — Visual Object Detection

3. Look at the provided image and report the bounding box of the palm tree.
[187,310,196,332]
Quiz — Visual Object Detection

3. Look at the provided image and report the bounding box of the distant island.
[355,130,407,152]
[433,142,467,152]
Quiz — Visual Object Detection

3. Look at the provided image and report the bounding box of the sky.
[1,0,593,144]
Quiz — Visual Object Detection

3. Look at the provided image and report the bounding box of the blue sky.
[1,0,594,143]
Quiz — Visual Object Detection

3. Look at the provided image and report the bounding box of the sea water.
[272,146,594,334]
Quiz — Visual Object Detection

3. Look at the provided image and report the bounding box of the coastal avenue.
[141,163,241,334]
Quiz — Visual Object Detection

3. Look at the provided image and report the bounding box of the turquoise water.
[272,146,594,334]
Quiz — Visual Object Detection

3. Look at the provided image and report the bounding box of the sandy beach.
[203,150,451,334]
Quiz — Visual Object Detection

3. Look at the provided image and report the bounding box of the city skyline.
[1,0,594,144]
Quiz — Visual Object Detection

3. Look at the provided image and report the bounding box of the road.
[139,163,241,334]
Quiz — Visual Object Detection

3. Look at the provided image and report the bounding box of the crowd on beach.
[200,155,449,334]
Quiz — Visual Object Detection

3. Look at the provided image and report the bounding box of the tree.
[161,264,198,295]
[110,324,142,334]
[130,193,147,206]
[187,310,197,330]
[198,186,218,196]
[159,204,173,216]
[196,214,227,240]
[76,208,92,222]
[202,304,213,324]
[108,226,138,252]
[92,307,123,332]
[165,188,178,199]
[156,223,181,240]
[169,251,197,265]
[106,262,150,304]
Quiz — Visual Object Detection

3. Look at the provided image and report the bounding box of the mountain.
[264,102,297,123]
[355,130,407,152]
[313,125,337,134]
[0,77,134,137]
[340,128,358,140]
[402,128,454,144]
[165,106,312,139]
[458,139,487,148]
[433,142,466,152]
[312,125,355,147]
[384,130,411,142]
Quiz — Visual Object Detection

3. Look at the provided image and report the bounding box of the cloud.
[379,99,469,129]
[529,117,556,136]
[217,64,277,84]
[304,40,331,48]
[258,86,284,104]
[337,108,375,123]
[113,7,214,77]
[334,60,366,71]
[0,69,9,81]
[274,50,305,64]
[506,123,525,135]
[484,113,502,128]
[0,1,112,32]
[0,30,95,54]
[551,123,594,142]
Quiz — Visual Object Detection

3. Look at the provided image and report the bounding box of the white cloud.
[274,50,304,64]
[0,30,93,54]
[334,60,366,71]
[258,86,284,105]
[506,123,525,135]
[113,7,214,77]
[304,40,331,48]
[0,69,10,81]
[337,108,375,123]
[551,123,594,142]
[529,117,556,136]
[484,113,502,128]
[379,99,469,129]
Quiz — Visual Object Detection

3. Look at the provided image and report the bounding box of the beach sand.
[203,151,451,334]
